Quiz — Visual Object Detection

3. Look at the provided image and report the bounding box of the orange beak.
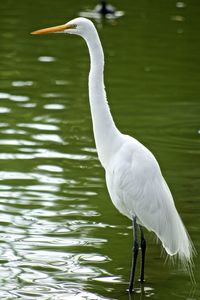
[31,23,76,35]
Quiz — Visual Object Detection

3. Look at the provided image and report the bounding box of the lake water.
[0,0,199,299]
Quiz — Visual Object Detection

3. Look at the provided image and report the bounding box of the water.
[0,0,200,299]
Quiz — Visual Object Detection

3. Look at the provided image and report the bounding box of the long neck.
[84,28,121,168]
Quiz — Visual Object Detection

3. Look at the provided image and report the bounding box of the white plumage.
[106,135,193,259]
[32,17,195,291]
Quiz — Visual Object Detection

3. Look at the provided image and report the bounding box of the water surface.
[0,0,200,299]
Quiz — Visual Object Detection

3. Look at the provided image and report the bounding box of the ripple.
[20,103,36,108]
[176,1,186,8]
[36,165,63,173]
[94,276,122,283]
[13,288,113,300]
[32,134,63,143]
[55,80,70,86]
[1,129,27,134]
[0,190,29,199]
[42,93,62,98]
[0,139,37,146]
[0,185,11,190]
[34,149,91,160]
[0,92,9,99]
[38,56,56,62]
[79,253,110,263]
[0,171,65,185]
[0,153,33,160]
[44,104,65,110]
[65,220,114,231]
[18,123,59,131]
[0,122,8,127]
[0,107,10,113]
[23,191,60,201]
[82,147,97,153]
[12,81,33,87]
[52,208,100,217]
[9,95,29,102]
[24,185,60,192]
[0,149,94,160]
[0,171,36,180]
[21,236,107,248]
[33,116,60,123]
[171,15,185,22]
[18,269,50,284]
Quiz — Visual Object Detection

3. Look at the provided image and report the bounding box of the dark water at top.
[0,0,199,299]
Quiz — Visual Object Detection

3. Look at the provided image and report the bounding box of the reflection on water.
[0,0,200,299]
[79,0,124,21]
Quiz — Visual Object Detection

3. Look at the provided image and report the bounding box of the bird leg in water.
[129,216,139,293]
[139,225,146,282]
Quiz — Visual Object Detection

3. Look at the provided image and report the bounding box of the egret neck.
[83,28,121,168]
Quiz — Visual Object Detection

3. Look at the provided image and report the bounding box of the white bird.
[31,17,195,292]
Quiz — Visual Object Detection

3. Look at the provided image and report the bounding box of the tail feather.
[135,176,196,281]
[160,210,195,282]
[155,179,196,282]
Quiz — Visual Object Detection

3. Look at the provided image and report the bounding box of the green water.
[0,0,199,299]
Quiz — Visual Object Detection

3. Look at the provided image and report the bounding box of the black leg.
[139,225,146,283]
[129,216,139,293]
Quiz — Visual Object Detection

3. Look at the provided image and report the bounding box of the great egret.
[31,17,195,292]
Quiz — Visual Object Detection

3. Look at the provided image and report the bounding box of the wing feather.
[105,136,194,274]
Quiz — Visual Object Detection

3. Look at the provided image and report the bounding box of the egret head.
[31,17,94,39]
